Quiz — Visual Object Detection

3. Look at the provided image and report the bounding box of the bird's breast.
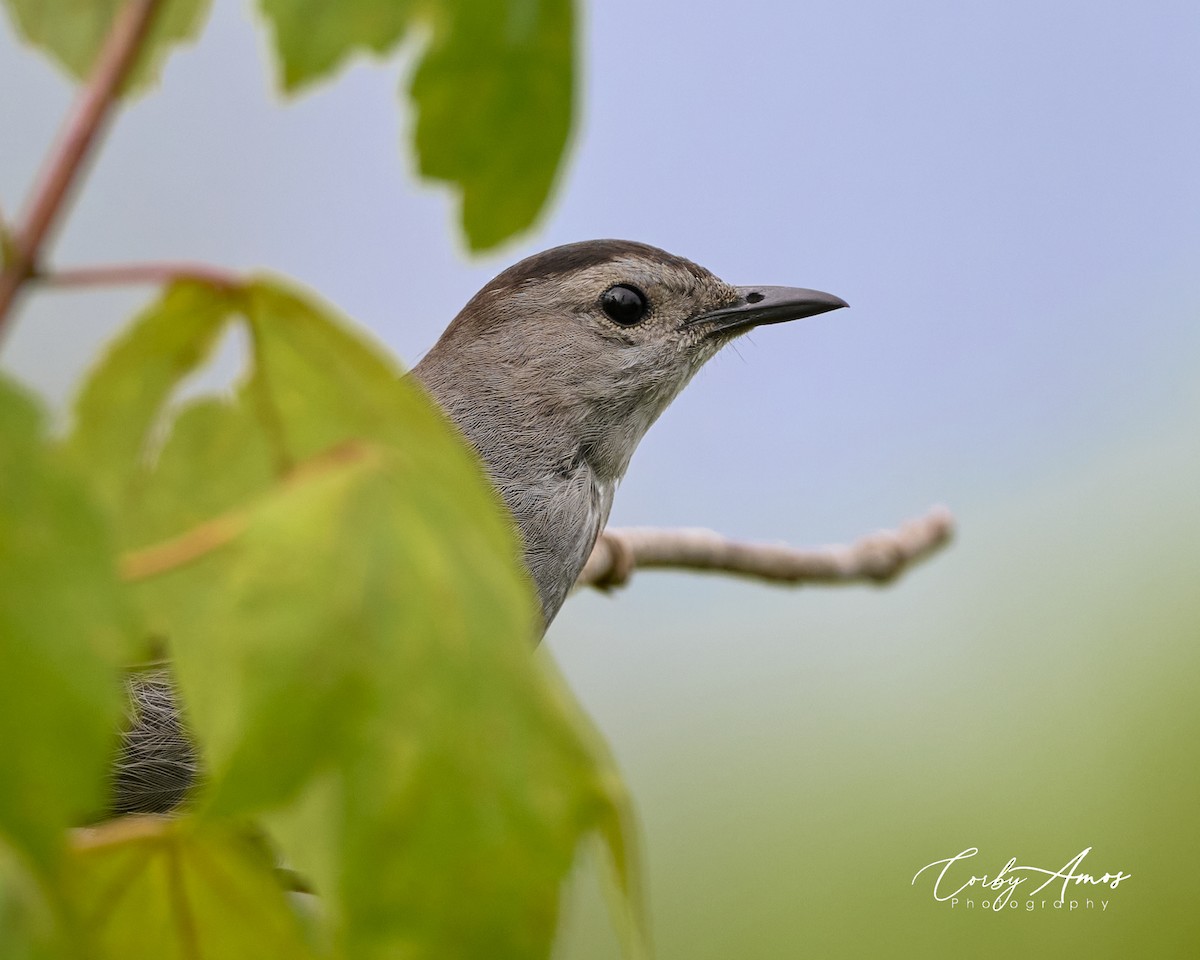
[496,457,613,629]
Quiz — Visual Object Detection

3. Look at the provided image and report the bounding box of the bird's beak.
[686,285,848,336]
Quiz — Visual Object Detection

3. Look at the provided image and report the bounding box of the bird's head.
[419,239,847,481]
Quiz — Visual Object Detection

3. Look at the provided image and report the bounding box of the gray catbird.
[111,239,846,814]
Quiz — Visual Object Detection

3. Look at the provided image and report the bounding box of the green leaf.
[116,276,448,550]
[258,0,413,91]
[123,395,275,552]
[67,280,237,536]
[156,443,636,959]
[65,817,316,959]
[0,844,67,960]
[257,0,577,251]
[124,279,642,958]
[0,377,131,876]
[1,0,212,92]
[411,0,575,250]
[241,277,428,460]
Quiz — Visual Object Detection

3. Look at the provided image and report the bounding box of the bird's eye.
[600,284,649,326]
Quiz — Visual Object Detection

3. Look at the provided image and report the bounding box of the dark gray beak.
[687,285,848,336]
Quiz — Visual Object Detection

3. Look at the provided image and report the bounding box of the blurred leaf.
[121,279,642,958]
[1,0,213,92]
[66,816,315,959]
[157,443,637,959]
[411,0,575,250]
[257,0,576,250]
[123,395,274,551]
[113,276,449,551]
[258,0,413,90]
[68,281,236,531]
[0,844,66,960]
[0,377,130,876]
[241,278,434,458]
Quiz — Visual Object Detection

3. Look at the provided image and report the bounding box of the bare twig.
[34,261,241,291]
[576,506,954,591]
[0,0,164,337]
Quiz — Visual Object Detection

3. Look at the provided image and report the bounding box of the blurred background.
[2,0,1197,955]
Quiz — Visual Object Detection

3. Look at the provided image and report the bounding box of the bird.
[110,239,846,814]
[412,239,847,627]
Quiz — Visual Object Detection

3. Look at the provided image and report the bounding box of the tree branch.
[33,261,240,291]
[0,0,164,337]
[576,506,954,591]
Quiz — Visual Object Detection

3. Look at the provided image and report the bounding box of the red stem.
[37,262,240,290]
[0,0,164,339]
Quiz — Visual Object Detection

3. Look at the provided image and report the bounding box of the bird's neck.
[412,353,621,629]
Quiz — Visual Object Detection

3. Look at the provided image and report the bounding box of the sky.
[2,1,1199,956]
[3,1,1197,535]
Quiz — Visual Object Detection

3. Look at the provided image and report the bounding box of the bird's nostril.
[745,291,765,303]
